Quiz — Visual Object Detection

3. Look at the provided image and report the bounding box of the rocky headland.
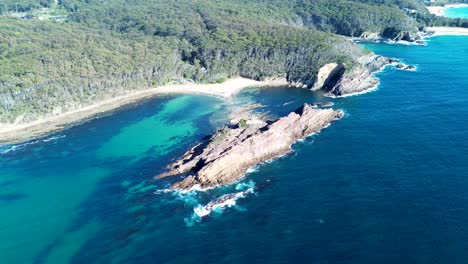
[358,28,424,43]
[158,104,343,190]
[313,54,391,97]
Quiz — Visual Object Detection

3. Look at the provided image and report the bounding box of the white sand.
[427,27,468,36]
[0,77,288,144]
[427,4,468,17]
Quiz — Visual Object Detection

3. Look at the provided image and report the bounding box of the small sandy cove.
[427,4,468,16]
[0,77,287,145]
[425,5,468,36]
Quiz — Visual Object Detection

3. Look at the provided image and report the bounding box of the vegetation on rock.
[0,0,463,123]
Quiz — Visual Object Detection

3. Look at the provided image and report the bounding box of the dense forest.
[0,0,54,13]
[0,0,463,123]
[59,0,420,38]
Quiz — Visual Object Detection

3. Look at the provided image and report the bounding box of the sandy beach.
[0,77,288,145]
[427,26,468,36]
[427,4,468,16]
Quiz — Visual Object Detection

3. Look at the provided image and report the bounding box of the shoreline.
[0,77,287,145]
[427,4,468,17]
[426,27,468,36]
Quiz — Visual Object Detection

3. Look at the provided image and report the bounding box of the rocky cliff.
[159,104,343,190]
[359,29,421,42]
[313,54,391,97]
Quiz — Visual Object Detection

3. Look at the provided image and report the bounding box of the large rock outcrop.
[311,63,342,91]
[159,104,343,190]
[359,28,420,42]
[381,28,419,42]
[313,54,390,97]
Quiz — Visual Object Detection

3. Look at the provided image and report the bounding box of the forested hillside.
[60,0,420,38]
[0,0,434,123]
[0,0,54,13]
[0,18,189,122]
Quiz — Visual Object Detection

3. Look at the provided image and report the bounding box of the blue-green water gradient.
[0,36,467,263]
[444,7,468,18]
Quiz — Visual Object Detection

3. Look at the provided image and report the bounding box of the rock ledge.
[158,104,343,190]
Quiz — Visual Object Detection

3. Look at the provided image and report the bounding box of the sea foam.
[0,135,66,155]
[192,187,254,218]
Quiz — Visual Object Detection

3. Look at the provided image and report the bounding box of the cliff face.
[311,54,390,97]
[311,63,341,91]
[159,104,343,190]
[360,29,420,42]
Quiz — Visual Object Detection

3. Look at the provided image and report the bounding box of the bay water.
[0,36,467,263]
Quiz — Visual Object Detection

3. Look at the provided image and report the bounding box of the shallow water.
[444,7,468,18]
[1,36,468,263]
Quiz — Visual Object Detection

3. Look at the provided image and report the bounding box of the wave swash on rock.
[158,104,343,190]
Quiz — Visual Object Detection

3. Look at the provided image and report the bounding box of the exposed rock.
[359,32,382,41]
[288,82,308,89]
[420,30,434,38]
[381,28,420,42]
[312,102,334,108]
[194,188,254,217]
[311,63,340,91]
[322,54,390,97]
[396,63,416,71]
[158,104,343,190]
[359,29,423,44]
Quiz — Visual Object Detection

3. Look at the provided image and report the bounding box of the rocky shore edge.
[0,78,287,145]
[0,52,397,145]
[311,54,391,97]
[158,103,343,190]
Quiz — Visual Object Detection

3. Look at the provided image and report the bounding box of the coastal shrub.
[239,119,248,128]
[0,0,436,123]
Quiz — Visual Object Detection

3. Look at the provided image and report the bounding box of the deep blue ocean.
[1,35,468,263]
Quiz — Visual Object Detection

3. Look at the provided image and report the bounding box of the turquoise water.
[444,7,468,18]
[1,36,468,263]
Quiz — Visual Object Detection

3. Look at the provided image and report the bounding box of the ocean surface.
[444,7,468,18]
[1,36,468,263]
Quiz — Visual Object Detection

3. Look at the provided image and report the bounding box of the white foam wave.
[0,135,66,155]
[235,180,255,191]
[282,100,295,106]
[193,199,237,217]
[326,83,379,98]
[245,167,259,174]
[154,188,173,195]
[395,65,418,72]
[42,135,66,142]
[385,40,425,46]
[192,188,254,218]
[154,185,202,207]
[0,140,39,155]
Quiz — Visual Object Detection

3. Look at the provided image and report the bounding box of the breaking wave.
[0,135,66,155]
[193,187,254,217]
[183,181,256,226]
